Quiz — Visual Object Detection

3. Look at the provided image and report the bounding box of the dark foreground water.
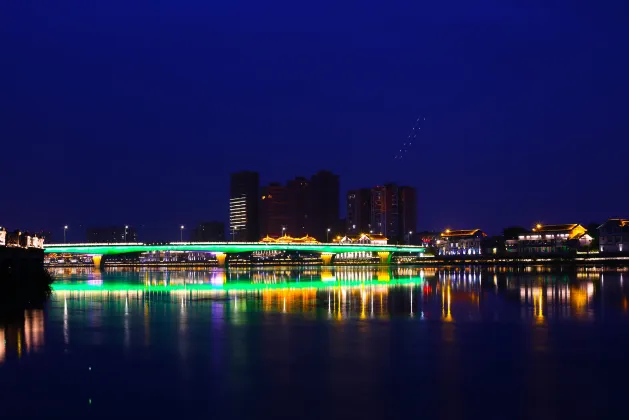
[1,266,629,419]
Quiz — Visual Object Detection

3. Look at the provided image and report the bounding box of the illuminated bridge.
[44,242,426,267]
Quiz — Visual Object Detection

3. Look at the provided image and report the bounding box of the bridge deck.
[44,242,426,255]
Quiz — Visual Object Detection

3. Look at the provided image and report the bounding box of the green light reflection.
[52,276,424,293]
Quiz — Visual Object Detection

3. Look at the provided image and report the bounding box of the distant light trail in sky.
[394,116,425,161]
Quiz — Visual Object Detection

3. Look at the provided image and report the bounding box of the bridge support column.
[215,252,228,267]
[92,255,103,269]
[377,251,391,265]
[321,252,335,266]
[321,268,335,281]
[377,267,391,281]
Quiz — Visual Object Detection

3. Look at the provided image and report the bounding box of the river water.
[1,265,628,418]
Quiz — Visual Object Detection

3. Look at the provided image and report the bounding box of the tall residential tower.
[259,170,340,241]
[346,188,372,234]
[229,171,260,241]
[347,183,417,243]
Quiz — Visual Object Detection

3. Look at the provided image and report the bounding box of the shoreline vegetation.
[0,248,53,315]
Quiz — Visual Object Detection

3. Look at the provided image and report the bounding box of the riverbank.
[0,247,52,312]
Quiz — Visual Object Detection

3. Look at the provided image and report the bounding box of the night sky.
[2,1,628,241]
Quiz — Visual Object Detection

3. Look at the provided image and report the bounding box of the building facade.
[516,224,591,255]
[438,229,486,256]
[230,171,260,241]
[346,188,372,235]
[399,186,417,240]
[357,183,417,244]
[306,170,340,241]
[86,226,137,243]
[259,171,339,241]
[286,176,310,237]
[260,182,292,238]
[598,219,629,253]
[416,231,439,247]
[371,184,400,241]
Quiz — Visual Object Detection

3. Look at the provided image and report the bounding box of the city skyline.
[19,166,624,245]
[3,3,629,416]
[2,165,625,243]
[2,2,628,240]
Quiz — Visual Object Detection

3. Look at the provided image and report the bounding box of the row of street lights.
[60,224,148,243]
[59,224,413,244]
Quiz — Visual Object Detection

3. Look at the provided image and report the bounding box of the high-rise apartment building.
[260,182,291,238]
[399,186,417,240]
[307,171,340,241]
[282,176,309,237]
[346,188,372,234]
[259,171,339,241]
[346,183,417,243]
[260,177,311,238]
[229,171,259,241]
[371,184,400,241]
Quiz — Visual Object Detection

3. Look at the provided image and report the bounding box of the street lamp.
[282,226,286,237]
[408,231,413,245]
[64,225,68,243]
[327,228,331,242]
[180,225,184,242]
[124,225,129,242]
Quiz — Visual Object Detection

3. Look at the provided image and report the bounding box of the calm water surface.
[2,266,629,418]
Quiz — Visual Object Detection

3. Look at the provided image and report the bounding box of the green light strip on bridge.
[52,277,424,293]
[44,244,425,255]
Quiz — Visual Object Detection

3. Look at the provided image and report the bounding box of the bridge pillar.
[321,268,335,281]
[377,267,391,281]
[321,252,335,266]
[377,251,391,265]
[215,252,228,267]
[92,255,103,269]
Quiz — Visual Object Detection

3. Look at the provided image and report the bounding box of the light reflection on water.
[2,265,626,363]
[2,265,629,418]
[45,265,629,324]
[0,310,45,365]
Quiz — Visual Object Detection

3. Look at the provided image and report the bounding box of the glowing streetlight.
[63,225,69,243]
[180,225,184,242]
[124,225,129,242]
[327,228,331,242]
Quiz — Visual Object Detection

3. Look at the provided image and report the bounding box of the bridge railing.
[45,241,425,249]
[45,242,146,247]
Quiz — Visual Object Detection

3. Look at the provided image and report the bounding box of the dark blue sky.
[2,1,628,241]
